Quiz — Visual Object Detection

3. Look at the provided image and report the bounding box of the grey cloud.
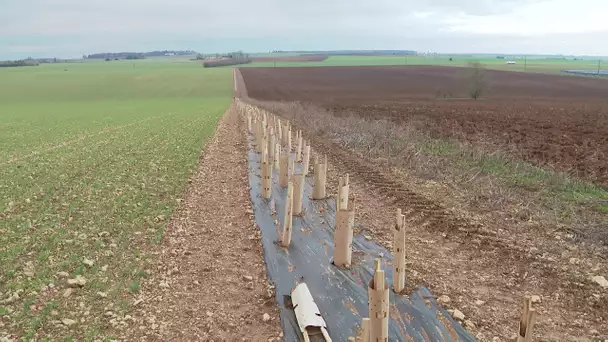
[1,0,606,59]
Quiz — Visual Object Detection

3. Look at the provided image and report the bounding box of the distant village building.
[164,53,176,56]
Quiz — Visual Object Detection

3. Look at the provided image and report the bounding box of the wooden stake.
[281,182,294,247]
[287,128,292,153]
[247,114,252,133]
[361,318,370,342]
[393,209,406,293]
[279,154,290,188]
[369,260,389,342]
[302,144,311,176]
[517,297,537,342]
[312,156,326,200]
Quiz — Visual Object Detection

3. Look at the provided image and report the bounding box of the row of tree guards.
[237,100,536,342]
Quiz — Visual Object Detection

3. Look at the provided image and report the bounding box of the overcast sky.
[1,0,608,59]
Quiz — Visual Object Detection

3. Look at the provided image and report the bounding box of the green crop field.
[0,59,233,339]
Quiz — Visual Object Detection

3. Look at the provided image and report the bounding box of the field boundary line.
[1,114,169,167]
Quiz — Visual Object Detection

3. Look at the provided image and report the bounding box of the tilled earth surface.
[236,68,608,341]
[126,107,282,341]
[240,66,608,187]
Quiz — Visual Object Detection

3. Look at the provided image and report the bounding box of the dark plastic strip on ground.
[246,137,476,341]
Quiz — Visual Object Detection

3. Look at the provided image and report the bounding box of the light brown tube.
[281,182,294,247]
[312,159,326,200]
[296,133,303,162]
[361,318,370,342]
[333,208,354,267]
[279,154,290,188]
[369,261,389,342]
[261,160,272,199]
[393,211,406,293]
[274,143,281,171]
[302,145,311,175]
[292,173,305,216]
[268,134,275,167]
[338,179,349,211]
[517,297,537,342]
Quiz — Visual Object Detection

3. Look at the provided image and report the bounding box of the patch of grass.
[128,280,141,293]
[419,139,459,157]
[0,60,233,338]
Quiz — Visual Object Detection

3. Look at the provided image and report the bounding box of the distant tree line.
[0,59,39,67]
[86,50,196,59]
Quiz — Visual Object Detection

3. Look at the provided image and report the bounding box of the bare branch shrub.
[467,62,487,100]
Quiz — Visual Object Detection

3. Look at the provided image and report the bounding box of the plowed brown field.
[240,66,608,186]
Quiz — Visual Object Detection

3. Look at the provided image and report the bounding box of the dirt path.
[126,106,281,341]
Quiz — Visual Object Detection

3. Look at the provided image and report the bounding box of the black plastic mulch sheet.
[246,139,476,342]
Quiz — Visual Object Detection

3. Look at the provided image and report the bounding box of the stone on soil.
[452,309,465,321]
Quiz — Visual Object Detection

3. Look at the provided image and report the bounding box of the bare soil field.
[236,67,608,341]
[250,55,328,62]
[240,66,608,187]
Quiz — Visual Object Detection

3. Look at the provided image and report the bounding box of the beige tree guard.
[313,155,327,200]
[260,134,267,158]
[267,133,275,168]
[255,120,264,154]
[252,118,259,152]
[274,142,281,171]
[291,282,332,342]
[277,119,283,143]
[293,173,305,216]
[517,297,537,342]
[282,123,289,146]
[282,181,294,247]
[360,317,370,342]
[279,154,290,188]
[334,175,355,267]
[302,144,311,176]
[261,148,272,199]
[296,132,303,161]
[393,208,406,293]
[337,174,350,210]
[369,260,389,342]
